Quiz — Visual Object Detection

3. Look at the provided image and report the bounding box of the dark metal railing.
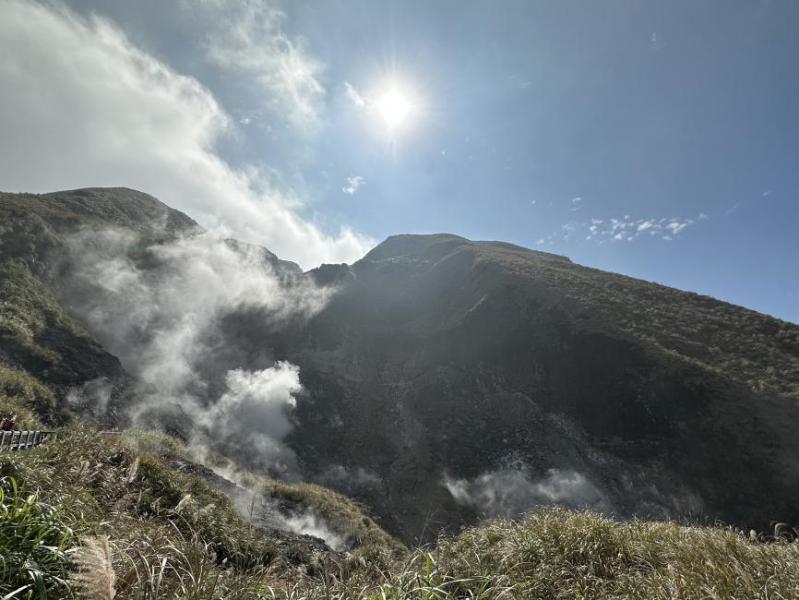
[0,430,56,451]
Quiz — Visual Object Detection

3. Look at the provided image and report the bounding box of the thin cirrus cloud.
[0,0,372,268]
[194,0,326,131]
[344,81,366,108]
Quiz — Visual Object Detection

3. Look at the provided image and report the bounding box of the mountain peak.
[37,187,202,237]
[362,234,470,262]
[362,233,572,265]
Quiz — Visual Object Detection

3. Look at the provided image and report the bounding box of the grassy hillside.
[360,234,799,399]
[0,189,201,246]
[2,191,799,597]
[0,256,127,419]
[0,425,405,599]
[2,432,798,600]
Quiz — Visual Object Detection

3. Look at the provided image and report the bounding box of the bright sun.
[377,88,412,128]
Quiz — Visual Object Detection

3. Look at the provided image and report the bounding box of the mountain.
[278,234,799,542]
[1,188,798,547]
[0,188,300,416]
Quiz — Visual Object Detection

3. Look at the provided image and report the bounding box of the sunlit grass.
[2,425,797,598]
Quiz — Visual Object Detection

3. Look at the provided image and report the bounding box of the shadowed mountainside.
[275,233,799,542]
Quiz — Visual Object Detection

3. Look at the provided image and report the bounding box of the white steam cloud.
[199,364,302,473]
[282,511,347,551]
[61,228,330,474]
[444,468,612,519]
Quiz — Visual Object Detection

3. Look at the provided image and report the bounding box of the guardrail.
[0,430,56,451]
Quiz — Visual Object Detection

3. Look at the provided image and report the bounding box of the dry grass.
[2,427,799,599]
[71,536,116,600]
[271,509,799,599]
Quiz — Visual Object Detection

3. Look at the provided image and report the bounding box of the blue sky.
[1,0,797,322]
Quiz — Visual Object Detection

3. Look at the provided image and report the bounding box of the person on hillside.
[0,415,16,431]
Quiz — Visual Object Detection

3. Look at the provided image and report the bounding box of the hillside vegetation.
[2,429,798,599]
[2,188,799,597]
[0,425,405,599]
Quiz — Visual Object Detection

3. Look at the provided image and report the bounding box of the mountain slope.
[2,188,798,547]
[276,234,799,542]
[0,188,204,419]
[0,189,303,422]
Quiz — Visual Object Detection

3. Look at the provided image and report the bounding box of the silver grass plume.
[71,535,116,600]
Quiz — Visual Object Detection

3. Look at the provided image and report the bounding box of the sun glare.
[377,88,412,128]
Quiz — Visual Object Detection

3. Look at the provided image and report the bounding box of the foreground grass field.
[1,426,798,599]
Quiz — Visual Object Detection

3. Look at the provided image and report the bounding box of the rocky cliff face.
[2,189,798,546]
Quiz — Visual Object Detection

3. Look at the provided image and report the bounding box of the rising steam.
[61,227,330,475]
[444,467,613,519]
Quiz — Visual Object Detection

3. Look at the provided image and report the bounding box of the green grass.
[259,478,406,557]
[0,364,57,429]
[0,426,406,598]
[273,508,799,599]
[2,428,798,598]
[0,476,78,599]
[0,258,89,363]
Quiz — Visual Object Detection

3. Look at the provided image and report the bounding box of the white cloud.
[342,175,365,195]
[542,213,706,246]
[197,0,325,130]
[344,81,366,107]
[666,220,690,234]
[0,0,372,268]
[637,221,655,231]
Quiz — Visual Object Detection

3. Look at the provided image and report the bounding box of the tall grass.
[3,428,799,599]
[0,476,78,599]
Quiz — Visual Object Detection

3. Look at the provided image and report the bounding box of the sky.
[0,0,797,323]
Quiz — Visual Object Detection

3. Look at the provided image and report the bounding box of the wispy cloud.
[196,0,325,130]
[342,175,365,195]
[584,215,704,243]
[344,81,365,107]
[538,214,706,247]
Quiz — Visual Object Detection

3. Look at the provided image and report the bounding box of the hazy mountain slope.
[0,188,204,414]
[2,189,798,548]
[275,234,799,543]
[0,189,301,417]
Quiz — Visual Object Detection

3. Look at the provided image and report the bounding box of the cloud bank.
[0,0,370,268]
